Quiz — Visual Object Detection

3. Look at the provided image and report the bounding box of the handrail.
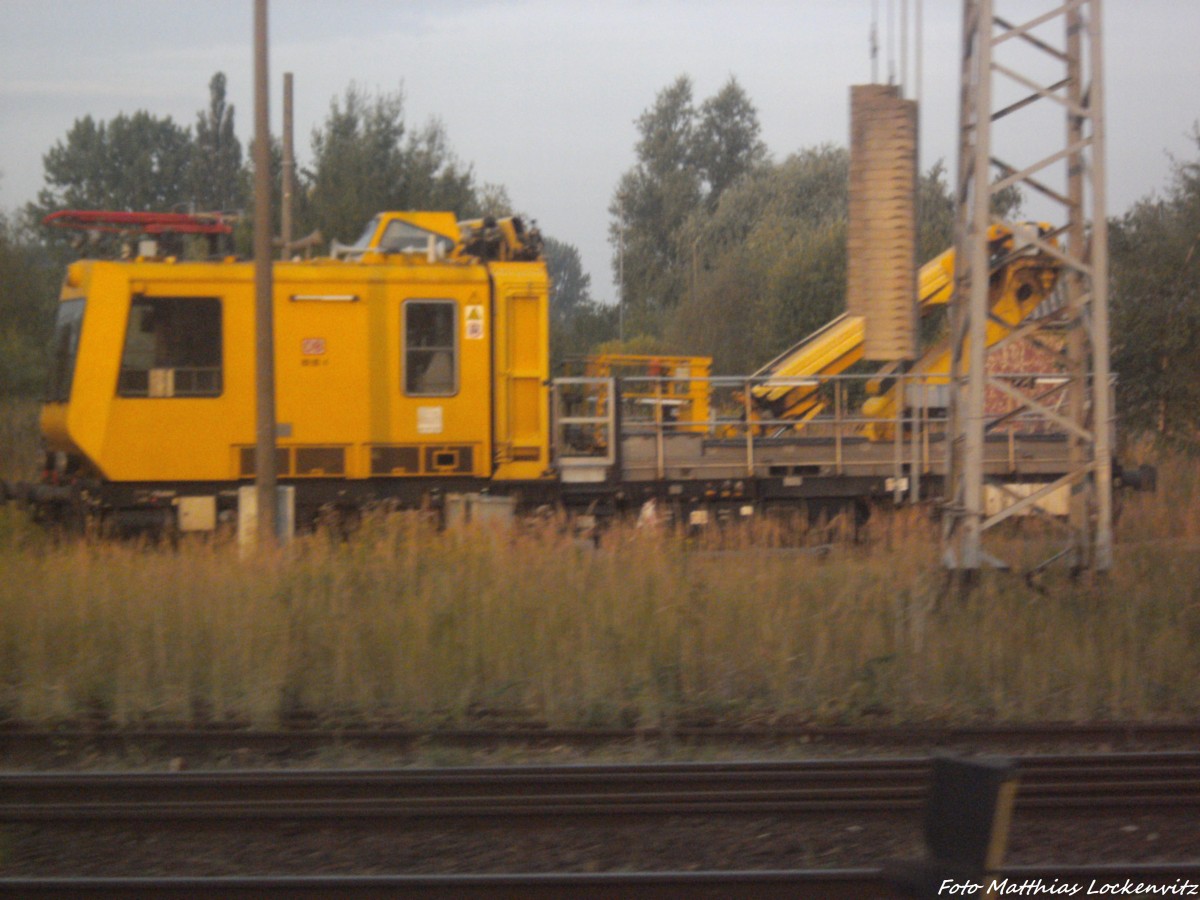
[550,370,1089,501]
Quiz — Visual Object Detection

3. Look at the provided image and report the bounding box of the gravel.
[3,810,1197,876]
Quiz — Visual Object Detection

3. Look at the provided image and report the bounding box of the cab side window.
[404,301,457,396]
[118,296,222,397]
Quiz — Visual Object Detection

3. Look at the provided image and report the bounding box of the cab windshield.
[376,219,455,256]
[346,216,380,252]
[338,216,455,257]
[47,299,85,403]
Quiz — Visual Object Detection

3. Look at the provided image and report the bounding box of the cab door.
[383,272,492,479]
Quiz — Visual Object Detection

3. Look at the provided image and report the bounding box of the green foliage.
[918,160,956,261]
[30,112,193,220]
[544,238,591,321]
[475,183,515,219]
[666,146,848,373]
[190,73,246,213]
[609,76,970,371]
[26,72,244,259]
[1110,127,1200,446]
[303,86,405,244]
[239,132,285,256]
[302,85,481,243]
[610,76,768,337]
[694,78,770,207]
[990,177,1024,222]
[554,304,620,367]
[0,212,58,397]
[27,74,506,256]
[544,236,617,365]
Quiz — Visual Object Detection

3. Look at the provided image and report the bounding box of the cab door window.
[404,301,457,396]
[118,296,222,397]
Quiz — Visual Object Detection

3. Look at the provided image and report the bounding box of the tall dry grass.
[0,398,40,483]
[2,450,1199,729]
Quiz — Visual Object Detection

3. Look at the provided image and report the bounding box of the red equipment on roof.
[43,210,234,235]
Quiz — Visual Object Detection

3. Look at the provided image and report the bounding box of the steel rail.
[0,869,896,899]
[4,752,1199,824]
[4,721,1199,760]
[5,865,1200,899]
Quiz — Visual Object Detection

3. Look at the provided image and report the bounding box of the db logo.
[301,338,326,356]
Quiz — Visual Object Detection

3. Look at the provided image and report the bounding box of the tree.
[397,117,480,218]
[666,145,964,375]
[28,72,250,254]
[304,85,407,243]
[609,76,701,335]
[475,182,515,219]
[30,111,193,219]
[545,237,593,325]
[544,236,617,364]
[303,85,482,243]
[693,78,769,208]
[0,209,59,396]
[667,146,849,372]
[917,160,956,263]
[609,76,769,337]
[189,72,245,212]
[238,132,284,257]
[1110,129,1200,445]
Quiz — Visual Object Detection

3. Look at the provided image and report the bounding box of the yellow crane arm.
[748,223,1058,432]
[748,246,957,422]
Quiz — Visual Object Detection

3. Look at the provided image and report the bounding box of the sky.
[2,1,1198,304]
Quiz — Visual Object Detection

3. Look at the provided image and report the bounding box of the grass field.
[1,398,1198,730]
[0,398,40,483]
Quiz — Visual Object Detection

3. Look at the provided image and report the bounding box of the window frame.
[403,299,459,397]
[116,294,224,399]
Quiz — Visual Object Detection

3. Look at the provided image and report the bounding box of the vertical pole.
[943,0,969,567]
[894,373,904,504]
[253,0,277,543]
[744,378,754,477]
[1065,4,1089,570]
[834,379,844,475]
[962,1,993,572]
[1087,0,1114,570]
[618,220,625,343]
[911,380,922,503]
[281,72,294,261]
[915,0,923,107]
[944,0,989,574]
[654,377,665,481]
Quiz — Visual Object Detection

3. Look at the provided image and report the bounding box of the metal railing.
[550,370,1086,503]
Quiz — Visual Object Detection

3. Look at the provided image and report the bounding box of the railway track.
[4,754,1199,897]
[4,720,1200,762]
[4,865,1200,899]
[4,751,1200,825]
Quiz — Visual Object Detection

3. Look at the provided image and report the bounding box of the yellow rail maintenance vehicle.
[26,210,552,532]
[8,211,1152,535]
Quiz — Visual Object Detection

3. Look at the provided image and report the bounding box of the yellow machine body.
[42,213,551,493]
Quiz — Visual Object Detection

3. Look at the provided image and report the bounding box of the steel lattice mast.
[943,0,1113,576]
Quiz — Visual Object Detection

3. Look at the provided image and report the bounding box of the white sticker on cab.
[417,406,444,435]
